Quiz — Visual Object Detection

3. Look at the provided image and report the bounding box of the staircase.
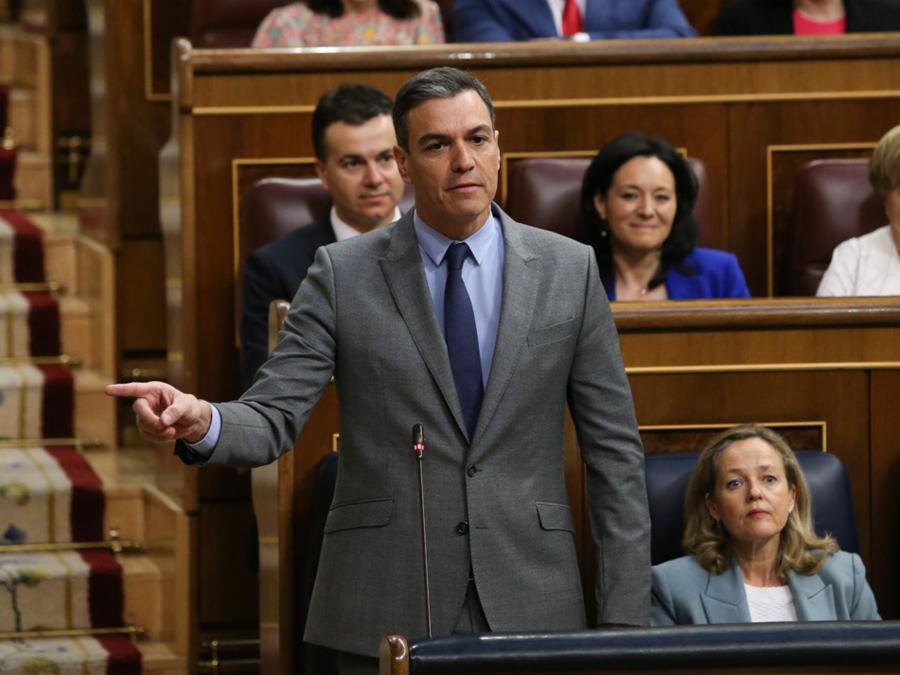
[1,17,189,675]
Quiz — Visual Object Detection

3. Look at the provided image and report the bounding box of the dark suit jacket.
[194,206,650,656]
[453,0,696,42]
[240,217,336,389]
[718,0,900,35]
[601,247,751,301]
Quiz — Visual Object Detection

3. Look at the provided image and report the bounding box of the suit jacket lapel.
[702,562,751,623]
[379,212,469,439]
[470,208,539,452]
[788,568,834,620]
[518,0,556,37]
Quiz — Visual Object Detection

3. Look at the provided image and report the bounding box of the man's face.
[316,114,404,232]
[394,90,500,239]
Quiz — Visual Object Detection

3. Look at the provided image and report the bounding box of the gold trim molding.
[639,420,827,452]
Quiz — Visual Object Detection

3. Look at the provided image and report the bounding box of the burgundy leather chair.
[503,156,720,246]
[191,0,290,48]
[789,159,883,296]
[239,175,415,265]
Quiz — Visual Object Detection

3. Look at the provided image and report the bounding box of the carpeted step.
[0,207,45,282]
[0,635,142,674]
[0,363,73,440]
[0,445,103,546]
[0,549,124,632]
[0,290,60,358]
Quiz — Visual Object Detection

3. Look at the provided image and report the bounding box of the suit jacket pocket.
[536,501,576,533]
[324,497,394,533]
[527,318,576,347]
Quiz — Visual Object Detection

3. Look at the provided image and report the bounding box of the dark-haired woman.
[581,133,750,301]
[252,0,444,48]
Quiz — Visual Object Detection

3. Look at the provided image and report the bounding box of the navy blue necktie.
[444,242,484,439]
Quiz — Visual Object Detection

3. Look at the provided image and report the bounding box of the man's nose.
[450,142,475,172]
[362,162,383,186]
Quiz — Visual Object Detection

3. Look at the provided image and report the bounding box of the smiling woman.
[651,425,881,625]
[580,133,751,302]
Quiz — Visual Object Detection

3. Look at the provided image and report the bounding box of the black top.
[718,0,900,35]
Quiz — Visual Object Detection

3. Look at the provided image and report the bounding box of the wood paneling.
[117,238,166,351]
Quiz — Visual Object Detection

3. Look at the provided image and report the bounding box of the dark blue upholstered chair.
[645,450,859,566]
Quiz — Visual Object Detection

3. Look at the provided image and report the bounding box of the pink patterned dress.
[251,0,445,47]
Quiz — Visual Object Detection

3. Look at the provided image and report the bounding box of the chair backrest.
[645,450,859,566]
[239,175,416,258]
[503,156,720,246]
[191,0,290,48]
[789,159,883,296]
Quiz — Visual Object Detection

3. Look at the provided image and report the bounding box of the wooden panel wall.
[79,0,191,378]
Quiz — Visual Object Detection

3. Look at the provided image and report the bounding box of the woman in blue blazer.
[652,425,880,625]
[580,133,750,301]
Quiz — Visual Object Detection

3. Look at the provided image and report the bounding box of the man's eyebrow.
[336,153,363,162]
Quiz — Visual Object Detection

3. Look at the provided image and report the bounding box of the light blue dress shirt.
[189,210,506,456]
[413,210,504,387]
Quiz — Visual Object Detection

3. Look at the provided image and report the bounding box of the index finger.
[106,382,158,399]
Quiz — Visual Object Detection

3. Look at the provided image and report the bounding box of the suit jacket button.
[466,465,478,477]
[455,521,469,535]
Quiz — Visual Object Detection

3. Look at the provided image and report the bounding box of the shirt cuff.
[185,402,221,458]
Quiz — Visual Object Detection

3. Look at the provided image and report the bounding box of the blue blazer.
[652,553,881,625]
[601,247,751,301]
[453,0,696,42]
[240,217,336,389]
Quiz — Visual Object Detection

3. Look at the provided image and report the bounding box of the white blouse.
[744,583,798,622]
[816,225,900,296]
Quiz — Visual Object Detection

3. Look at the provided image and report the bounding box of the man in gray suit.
[108,67,650,673]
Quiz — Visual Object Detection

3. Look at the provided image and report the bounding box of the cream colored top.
[817,225,900,296]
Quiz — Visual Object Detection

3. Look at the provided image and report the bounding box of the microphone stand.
[412,423,433,638]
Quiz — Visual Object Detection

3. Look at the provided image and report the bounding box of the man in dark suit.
[109,67,650,674]
[241,84,405,388]
[453,0,696,42]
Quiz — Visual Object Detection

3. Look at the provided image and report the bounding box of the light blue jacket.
[652,552,880,625]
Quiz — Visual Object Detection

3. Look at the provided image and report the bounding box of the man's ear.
[315,160,329,191]
[494,129,500,170]
[394,145,413,185]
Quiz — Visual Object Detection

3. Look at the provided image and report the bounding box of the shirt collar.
[330,205,402,242]
[413,209,500,267]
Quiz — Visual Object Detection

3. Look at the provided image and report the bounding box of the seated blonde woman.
[652,425,879,624]
[817,124,900,296]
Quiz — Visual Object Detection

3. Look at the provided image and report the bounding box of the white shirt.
[744,583,798,622]
[546,0,589,39]
[816,225,900,297]
[330,206,402,242]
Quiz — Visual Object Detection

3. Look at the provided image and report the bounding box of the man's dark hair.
[579,132,701,291]
[392,67,495,151]
[312,84,394,161]
[308,0,421,19]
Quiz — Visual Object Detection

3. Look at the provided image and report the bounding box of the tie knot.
[445,242,470,272]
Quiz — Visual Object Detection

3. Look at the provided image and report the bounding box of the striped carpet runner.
[0,209,140,674]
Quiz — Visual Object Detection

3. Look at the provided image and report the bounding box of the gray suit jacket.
[651,552,880,625]
[207,206,650,655]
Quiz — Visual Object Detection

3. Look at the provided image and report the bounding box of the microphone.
[412,423,433,638]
